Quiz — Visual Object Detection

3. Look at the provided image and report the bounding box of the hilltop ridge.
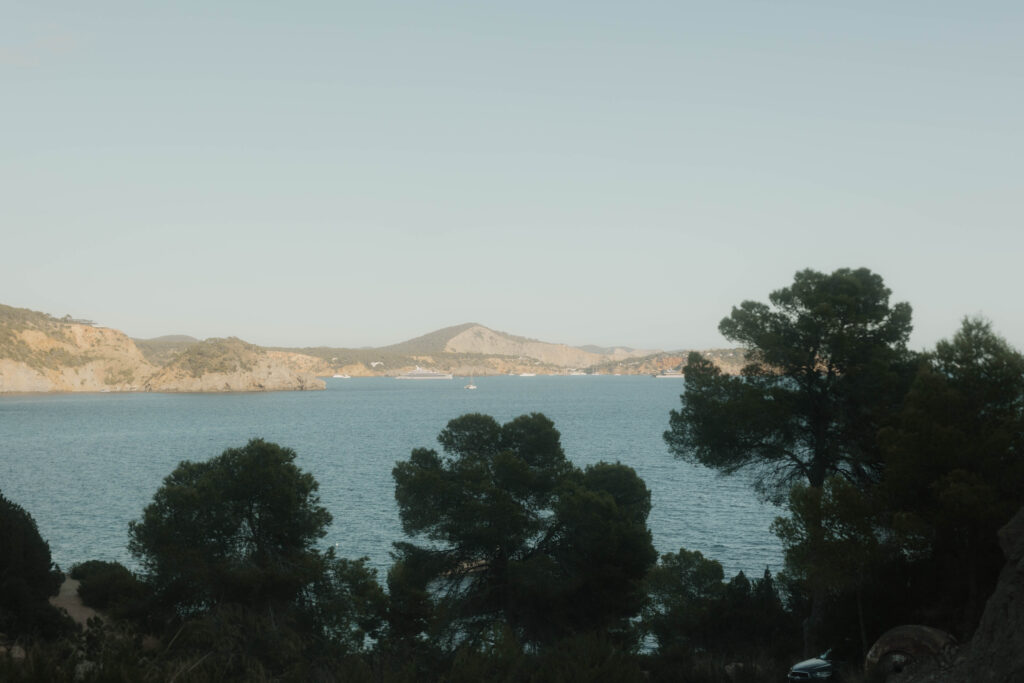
[0,304,744,393]
[279,322,743,377]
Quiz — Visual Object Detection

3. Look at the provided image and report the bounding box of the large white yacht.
[395,366,453,380]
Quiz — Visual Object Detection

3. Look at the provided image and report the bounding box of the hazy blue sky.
[3,2,1021,351]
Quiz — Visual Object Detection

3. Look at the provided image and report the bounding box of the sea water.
[0,376,783,579]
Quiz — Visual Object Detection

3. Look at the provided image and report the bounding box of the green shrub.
[102,367,135,385]
[69,560,118,582]
[70,560,149,619]
[0,491,72,640]
[169,337,261,377]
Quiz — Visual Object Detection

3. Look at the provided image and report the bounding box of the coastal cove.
[0,376,783,579]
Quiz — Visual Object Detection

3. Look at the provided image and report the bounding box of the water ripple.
[0,378,783,578]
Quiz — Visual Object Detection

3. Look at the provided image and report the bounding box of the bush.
[0,491,72,640]
[70,560,149,618]
[69,559,118,582]
[127,439,386,675]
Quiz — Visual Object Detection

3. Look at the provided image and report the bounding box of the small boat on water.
[519,373,536,377]
[654,369,685,378]
[332,374,351,379]
[396,366,453,380]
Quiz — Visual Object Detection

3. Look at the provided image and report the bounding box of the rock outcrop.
[905,507,1024,683]
[0,323,158,392]
[145,354,325,392]
[942,507,1024,682]
[139,337,326,392]
[0,305,324,393]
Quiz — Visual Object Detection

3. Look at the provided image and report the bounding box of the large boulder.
[864,625,957,681]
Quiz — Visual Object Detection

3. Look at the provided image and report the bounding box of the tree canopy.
[391,412,657,651]
[663,267,915,655]
[878,317,1024,631]
[128,438,385,663]
[665,267,914,498]
[643,548,792,660]
[0,490,70,639]
[129,438,333,614]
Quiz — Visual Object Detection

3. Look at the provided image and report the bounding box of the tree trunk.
[857,574,867,660]
[805,583,826,657]
[804,483,827,657]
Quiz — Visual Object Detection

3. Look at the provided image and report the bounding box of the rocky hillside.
[442,324,652,367]
[1,305,746,391]
[285,323,744,377]
[0,305,156,392]
[143,338,326,392]
[0,305,324,393]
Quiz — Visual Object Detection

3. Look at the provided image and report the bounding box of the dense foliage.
[643,548,794,660]
[0,490,70,639]
[391,413,657,654]
[664,267,918,654]
[127,439,385,675]
[665,267,914,498]
[10,269,1023,682]
[69,560,150,620]
[665,268,1023,671]
[166,337,262,377]
[879,317,1024,633]
[129,439,333,616]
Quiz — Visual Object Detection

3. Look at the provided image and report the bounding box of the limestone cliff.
[143,338,325,393]
[0,309,157,392]
[145,355,325,392]
[0,305,324,393]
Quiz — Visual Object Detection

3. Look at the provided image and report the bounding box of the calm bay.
[0,376,783,579]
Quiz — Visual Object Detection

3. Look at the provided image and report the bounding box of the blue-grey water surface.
[0,376,783,579]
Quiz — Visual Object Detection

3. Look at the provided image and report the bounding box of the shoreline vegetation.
[3,268,1022,682]
[0,303,744,394]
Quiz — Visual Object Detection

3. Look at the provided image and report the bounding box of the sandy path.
[49,576,99,626]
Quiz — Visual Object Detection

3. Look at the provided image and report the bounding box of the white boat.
[332,374,351,379]
[654,369,685,378]
[396,366,453,380]
[519,372,536,377]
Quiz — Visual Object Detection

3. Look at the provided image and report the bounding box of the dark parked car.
[787,649,834,680]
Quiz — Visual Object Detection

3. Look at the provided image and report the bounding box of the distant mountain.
[376,323,481,355]
[281,323,703,377]
[437,324,655,368]
[374,323,653,365]
[1,303,745,392]
[578,344,636,355]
